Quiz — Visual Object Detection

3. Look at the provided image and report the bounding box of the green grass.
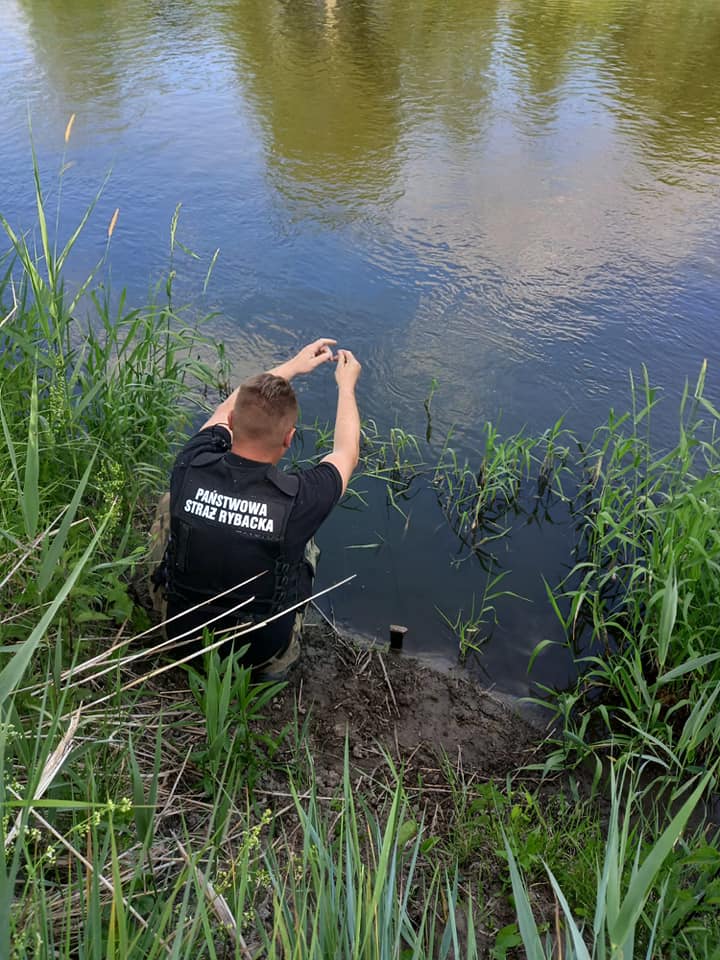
[443,767,605,913]
[504,768,720,960]
[531,365,720,784]
[187,647,289,793]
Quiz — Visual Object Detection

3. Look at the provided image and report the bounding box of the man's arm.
[321,349,362,495]
[268,338,336,381]
[200,337,337,431]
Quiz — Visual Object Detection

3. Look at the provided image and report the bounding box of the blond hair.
[231,374,298,448]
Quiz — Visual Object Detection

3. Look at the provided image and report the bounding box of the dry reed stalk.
[61,601,254,690]
[160,745,194,819]
[59,573,266,683]
[0,302,18,331]
[5,709,81,847]
[78,576,356,713]
[310,598,339,633]
[1,600,52,625]
[175,840,253,960]
[376,651,399,717]
[107,207,120,238]
[254,787,333,804]
[7,787,169,951]
[0,506,71,594]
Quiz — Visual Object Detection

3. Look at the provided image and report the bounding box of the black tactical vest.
[167,449,303,623]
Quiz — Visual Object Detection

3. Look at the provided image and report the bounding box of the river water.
[2,0,719,695]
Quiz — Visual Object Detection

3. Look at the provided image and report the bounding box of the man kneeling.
[152,338,361,679]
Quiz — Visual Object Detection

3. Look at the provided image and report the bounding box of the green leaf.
[22,372,40,540]
[545,864,591,960]
[37,450,97,592]
[656,566,678,671]
[203,248,220,294]
[397,819,419,847]
[527,637,556,673]
[491,924,522,960]
[31,138,54,288]
[57,170,111,274]
[0,512,108,704]
[658,652,720,684]
[502,831,545,960]
[609,771,713,948]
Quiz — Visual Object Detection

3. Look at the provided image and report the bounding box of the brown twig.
[555,891,563,960]
[376,652,400,718]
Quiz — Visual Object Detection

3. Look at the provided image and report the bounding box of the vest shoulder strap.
[265,466,300,497]
[189,450,226,468]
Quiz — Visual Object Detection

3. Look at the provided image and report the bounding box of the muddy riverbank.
[265,617,548,791]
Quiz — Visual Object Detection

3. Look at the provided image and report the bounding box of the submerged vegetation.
[1,150,720,956]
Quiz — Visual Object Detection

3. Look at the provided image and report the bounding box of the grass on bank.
[527,364,720,785]
[1,139,720,956]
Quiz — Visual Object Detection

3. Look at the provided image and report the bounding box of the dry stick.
[79,576,356,714]
[555,894,563,960]
[61,606,256,691]
[6,788,168,951]
[160,745,195,821]
[310,599,339,633]
[376,652,399,717]
[403,742,424,768]
[5,709,81,848]
[257,787,332,804]
[1,600,53,625]
[429,804,439,838]
[69,572,344,692]
[0,292,18,330]
[356,649,372,675]
[402,782,495,795]
[175,839,252,960]
[0,505,71,594]
[266,799,300,821]
[111,615,130,652]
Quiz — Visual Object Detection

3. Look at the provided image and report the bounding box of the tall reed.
[0,141,223,653]
[536,365,720,783]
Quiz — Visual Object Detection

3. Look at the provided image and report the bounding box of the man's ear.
[282,425,296,449]
[227,409,234,433]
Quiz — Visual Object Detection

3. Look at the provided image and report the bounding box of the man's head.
[227,373,298,462]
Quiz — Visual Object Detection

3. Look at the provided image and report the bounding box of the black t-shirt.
[166,425,342,665]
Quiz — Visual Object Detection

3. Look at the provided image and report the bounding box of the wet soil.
[268,618,547,792]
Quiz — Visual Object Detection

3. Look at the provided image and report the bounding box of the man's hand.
[270,338,336,380]
[334,349,362,390]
